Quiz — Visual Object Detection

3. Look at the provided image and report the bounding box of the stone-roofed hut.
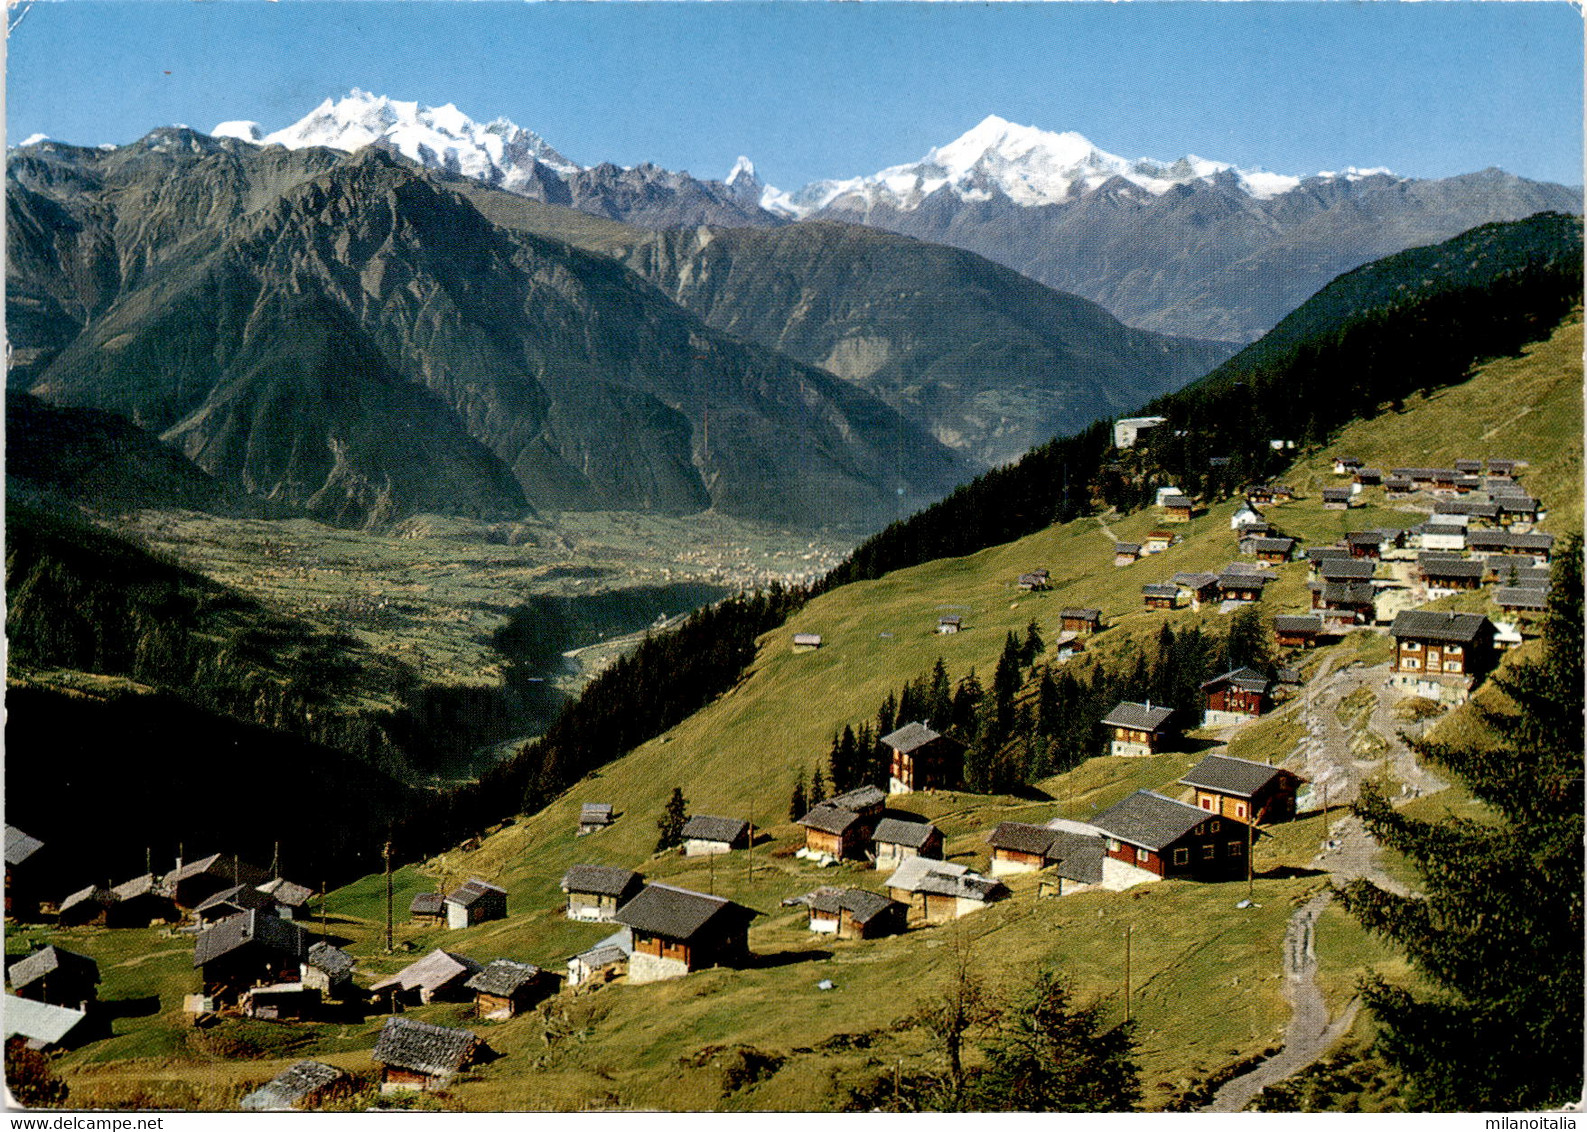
[369,949,482,1007]
[870,818,942,870]
[444,879,507,929]
[465,959,557,1020]
[56,884,118,928]
[578,803,614,835]
[883,858,1006,924]
[8,946,99,1009]
[409,892,446,925]
[681,815,750,857]
[806,888,905,940]
[108,874,178,928]
[193,911,314,1004]
[372,1016,483,1093]
[614,883,757,984]
[240,1060,354,1112]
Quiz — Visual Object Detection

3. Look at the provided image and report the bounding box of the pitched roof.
[305,941,354,978]
[1248,538,1295,553]
[1345,530,1386,546]
[580,803,614,824]
[828,785,888,812]
[791,633,823,646]
[570,929,632,969]
[111,874,165,901]
[1318,558,1375,580]
[938,614,962,626]
[1494,587,1549,610]
[3,995,86,1048]
[369,949,481,993]
[258,878,315,908]
[465,959,544,997]
[799,803,862,835]
[445,879,506,908]
[881,721,943,753]
[613,883,756,942]
[1218,572,1271,590]
[410,892,445,916]
[1094,790,1211,852]
[916,869,1004,902]
[1159,493,1193,508]
[1274,615,1324,633]
[1321,487,1354,501]
[1115,542,1142,555]
[165,853,270,890]
[1419,558,1485,579]
[1100,701,1175,732]
[1045,830,1107,886]
[988,822,1063,857]
[1142,584,1180,599]
[240,1060,349,1112]
[59,885,117,914]
[560,865,643,899]
[1200,667,1271,694]
[1315,581,1377,606]
[1060,608,1103,621]
[1305,547,1352,562]
[809,888,897,925]
[884,856,966,891]
[8,946,99,991]
[1506,532,1555,551]
[5,826,43,867]
[681,815,749,844]
[871,818,938,849]
[1171,572,1219,590]
[195,883,277,916]
[372,1016,479,1078]
[1390,610,1493,644]
[1181,754,1288,799]
[193,911,313,969]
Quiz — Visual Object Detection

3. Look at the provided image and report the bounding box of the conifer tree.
[927,658,954,727]
[1337,537,1583,1109]
[1020,620,1044,666]
[809,766,828,807]
[876,691,898,744]
[1224,604,1269,672]
[830,725,859,793]
[655,787,689,853]
[788,769,808,823]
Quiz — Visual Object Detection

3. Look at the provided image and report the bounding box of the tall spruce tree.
[655,787,689,853]
[1337,537,1583,1109]
[788,769,808,823]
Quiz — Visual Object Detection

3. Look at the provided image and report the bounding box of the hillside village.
[5,309,1578,1111]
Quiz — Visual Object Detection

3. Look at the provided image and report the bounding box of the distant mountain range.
[7,131,971,529]
[201,92,1582,341]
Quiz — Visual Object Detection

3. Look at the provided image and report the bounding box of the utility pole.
[383,838,394,954]
[1246,817,1255,904]
[321,878,328,940]
[271,841,280,879]
[1124,925,1133,1024]
[1322,781,1330,842]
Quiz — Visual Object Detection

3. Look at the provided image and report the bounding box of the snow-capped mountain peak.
[210,89,582,193]
[762,114,1395,218]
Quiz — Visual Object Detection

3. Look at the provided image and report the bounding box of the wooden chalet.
[1487,459,1518,478]
[1248,537,1296,564]
[1159,493,1196,523]
[56,885,117,928]
[5,825,45,921]
[882,722,965,793]
[613,883,757,984]
[465,960,557,1020]
[566,931,631,991]
[1093,790,1247,880]
[1438,499,1501,524]
[193,910,314,1005]
[194,883,280,926]
[1389,610,1497,704]
[1100,701,1176,758]
[578,803,614,835]
[1274,614,1326,650]
[1321,487,1355,510]
[791,633,823,652]
[8,946,99,1010]
[681,815,750,857]
[1053,630,1086,662]
[240,1061,354,1112]
[1114,542,1142,566]
[1505,532,1555,561]
[884,858,1006,924]
[1345,531,1387,559]
[1384,474,1414,497]
[1143,531,1180,554]
[300,941,356,999]
[1216,571,1270,604]
[373,1016,483,1093]
[870,818,942,870]
[1171,572,1221,610]
[1332,456,1363,475]
[1230,502,1265,530]
[937,614,963,635]
[1059,608,1105,635]
[369,949,482,1007]
[1142,583,1180,610]
[1310,581,1377,625]
[164,853,270,911]
[1017,569,1051,591]
[257,878,314,921]
[1306,546,1352,570]
[409,892,446,925]
[561,865,644,922]
[1353,467,1383,486]
[1181,754,1302,825]
[1200,668,1272,726]
[444,879,507,929]
[1419,519,1469,553]
[1494,586,1549,615]
[1487,561,1551,589]
[985,823,1106,890]
[798,804,870,861]
[1419,557,1485,596]
[107,874,178,928]
[1495,496,1542,526]
[806,888,906,940]
[1246,484,1293,505]
[1454,458,1482,475]
[242,983,320,1021]
[3,996,88,1052]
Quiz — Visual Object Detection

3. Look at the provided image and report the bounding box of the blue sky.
[8,2,1583,188]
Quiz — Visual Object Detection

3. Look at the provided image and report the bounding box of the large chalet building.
[1092,791,1248,880]
[1180,754,1302,825]
[1388,610,1497,704]
[1200,668,1271,726]
[1100,702,1176,757]
[613,883,757,984]
[882,723,964,793]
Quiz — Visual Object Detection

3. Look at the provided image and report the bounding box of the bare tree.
[914,922,1001,1108]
